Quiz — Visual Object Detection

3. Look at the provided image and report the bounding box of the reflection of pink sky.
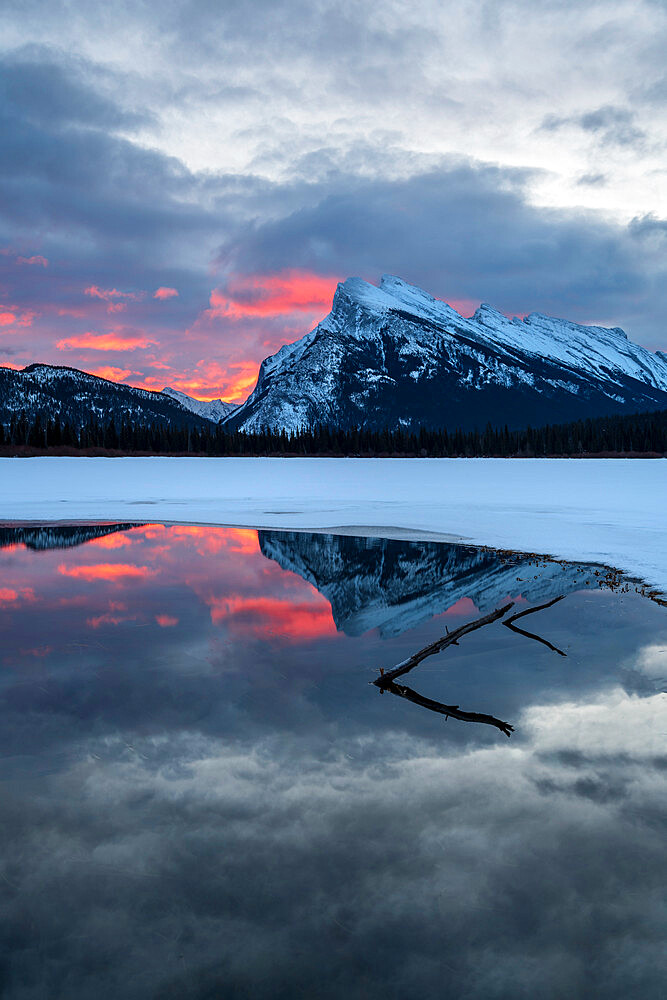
[0,526,341,662]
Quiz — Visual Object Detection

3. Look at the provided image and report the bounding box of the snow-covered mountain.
[161,387,237,422]
[228,275,667,432]
[0,364,217,431]
[258,530,600,638]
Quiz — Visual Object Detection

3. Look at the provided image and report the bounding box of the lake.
[0,523,665,998]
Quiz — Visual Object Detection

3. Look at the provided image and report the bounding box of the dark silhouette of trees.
[1,407,665,457]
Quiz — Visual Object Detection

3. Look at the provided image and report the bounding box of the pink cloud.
[208,270,338,320]
[85,286,143,314]
[154,287,178,300]
[155,614,179,627]
[16,255,48,267]
[0,307,36,329]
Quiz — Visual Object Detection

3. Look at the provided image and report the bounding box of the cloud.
[16,253,48,266]
[84,286,143,314]
[0,11,666,394]
[540,105,648,149]
[58,562,156,581]
[56,330,157,351]
[215,162,667,343]
[207,270,339,320]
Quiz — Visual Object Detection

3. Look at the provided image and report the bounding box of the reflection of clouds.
[1,528,666,995]
[632,643,667,682]
[2,691,666,999]
[525,687,667,756]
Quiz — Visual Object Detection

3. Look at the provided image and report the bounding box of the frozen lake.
[1,456,665,594]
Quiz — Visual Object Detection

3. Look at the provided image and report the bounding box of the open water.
[0,524,665,999]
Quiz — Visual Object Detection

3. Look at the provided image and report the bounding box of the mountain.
[227,275,667,432]
[162,387,237,423]
[258,530,601,638]
[0,364,216,431]
[0,523,143,551]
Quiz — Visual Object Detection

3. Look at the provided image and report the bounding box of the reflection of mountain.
[259,531,600,637]
[0,523,143,551]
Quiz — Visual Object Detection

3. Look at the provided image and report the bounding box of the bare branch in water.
[503,595,567,656]
[373,597,569,737]
[382,680,514,737]
[375,601,514,687]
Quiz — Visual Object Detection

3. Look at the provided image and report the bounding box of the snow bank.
[0,457,665,593]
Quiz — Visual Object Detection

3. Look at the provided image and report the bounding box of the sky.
[0,0,665,402]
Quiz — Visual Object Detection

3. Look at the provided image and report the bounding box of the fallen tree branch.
[383,680,515,737]
[502,595,566,656]
[374,601,514,688]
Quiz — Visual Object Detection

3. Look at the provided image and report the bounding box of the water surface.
[0,524,665,999]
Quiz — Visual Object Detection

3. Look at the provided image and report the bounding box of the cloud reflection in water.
[0,524,665,998]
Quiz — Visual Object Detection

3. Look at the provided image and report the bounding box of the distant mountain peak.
[226,274,667,434]
[161,387,238,423]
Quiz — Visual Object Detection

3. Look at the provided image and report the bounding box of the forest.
[1,407,665,457]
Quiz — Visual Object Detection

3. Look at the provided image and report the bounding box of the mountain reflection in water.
[0,523,665,1000]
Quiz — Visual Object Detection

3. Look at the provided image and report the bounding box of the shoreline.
[1,456,665,597]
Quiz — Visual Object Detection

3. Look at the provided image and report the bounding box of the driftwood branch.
[382,680,515,737]
[372,597,568,738]
[502,595,566,656]
[374,601,514,687]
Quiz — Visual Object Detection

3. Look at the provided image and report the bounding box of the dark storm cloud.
[0,48,152,131]
[216,160,667,343]
[1,39,666,373]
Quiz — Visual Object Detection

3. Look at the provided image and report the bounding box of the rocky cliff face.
[228,275,667,432]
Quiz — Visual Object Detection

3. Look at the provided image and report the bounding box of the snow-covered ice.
[0,457,665,594]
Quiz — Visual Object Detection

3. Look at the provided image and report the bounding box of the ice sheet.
[0,457,665,593]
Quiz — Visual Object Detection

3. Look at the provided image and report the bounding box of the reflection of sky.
[0,525,666,998]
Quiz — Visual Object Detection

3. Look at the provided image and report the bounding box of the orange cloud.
[226,529,260,554]
[208,270,338,320]
[56,331,157,351]
[0,311,17,326]
[156,614,178,627]
[206,595,336,642]
[154,287,178,300]
[19,646,52,658]
[89,533,134,549]
[160,360,258,404]
[58,562,156,581]
[87,366,134,382]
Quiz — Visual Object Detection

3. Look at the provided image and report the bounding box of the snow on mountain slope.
[259,530,599,638]
[228,275,667,433]
[0,364,216,430]
[161,387,237,422]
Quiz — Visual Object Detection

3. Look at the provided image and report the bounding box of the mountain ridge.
[226,275,667,433]
[0,363,218,432]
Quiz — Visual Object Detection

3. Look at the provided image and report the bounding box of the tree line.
[1,407,665,456]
